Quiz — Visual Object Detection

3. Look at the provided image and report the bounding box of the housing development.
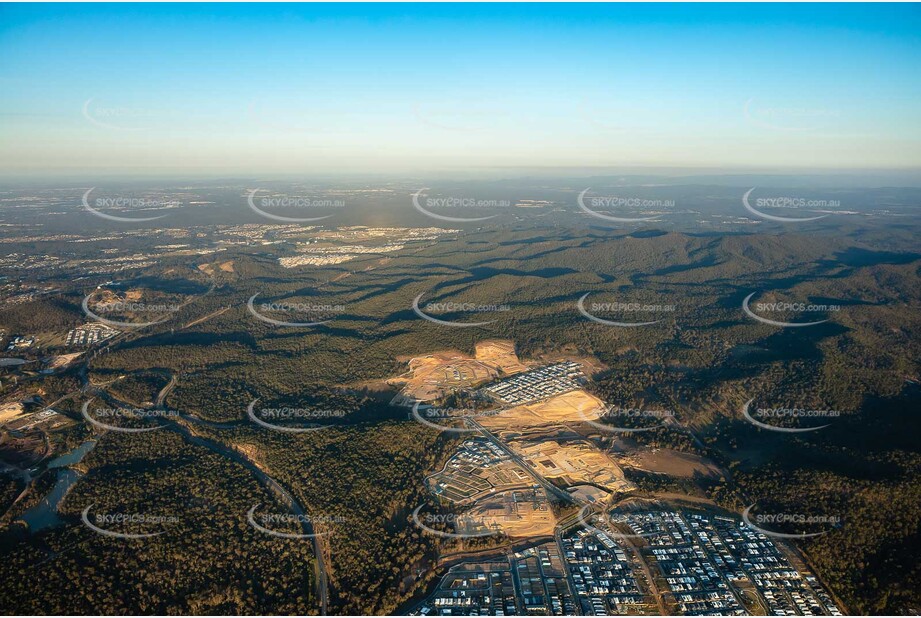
[65,323,119,347]
[482,362,585,405]
[404,343,842,617]
[413,509,842,616]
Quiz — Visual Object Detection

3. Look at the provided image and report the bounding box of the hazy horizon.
[2,3,920,177]
[0,5,920,617]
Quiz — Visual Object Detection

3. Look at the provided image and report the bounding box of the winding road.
[163,418,329,614]
[146,373,330,615]
[77,361,330,613]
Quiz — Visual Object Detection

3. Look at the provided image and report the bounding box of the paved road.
[165,420,330,614]
[153,373,177,409]
[0,382,90,519]
[467,418,579,506]
[80,312,330,613]
[148,373,329,615]
[553,516,584,614]
[5,282,331,613]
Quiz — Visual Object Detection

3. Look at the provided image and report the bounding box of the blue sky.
[1,3,919,177]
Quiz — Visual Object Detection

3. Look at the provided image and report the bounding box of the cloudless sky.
[1,3,919,177]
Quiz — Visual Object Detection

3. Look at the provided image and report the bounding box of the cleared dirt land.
[616,448,723,480]
[513,439,636,494]
[479,389,606,430]
[389,340,599,405]
[389,350,499,403]
[457,488,556,538]
[474,340,529,375]
[44,352,83,371]
[428,459,532,505]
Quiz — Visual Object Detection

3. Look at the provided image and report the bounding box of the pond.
[47,439,96,469]
[18,468,83,533]
[16,439,97,534]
